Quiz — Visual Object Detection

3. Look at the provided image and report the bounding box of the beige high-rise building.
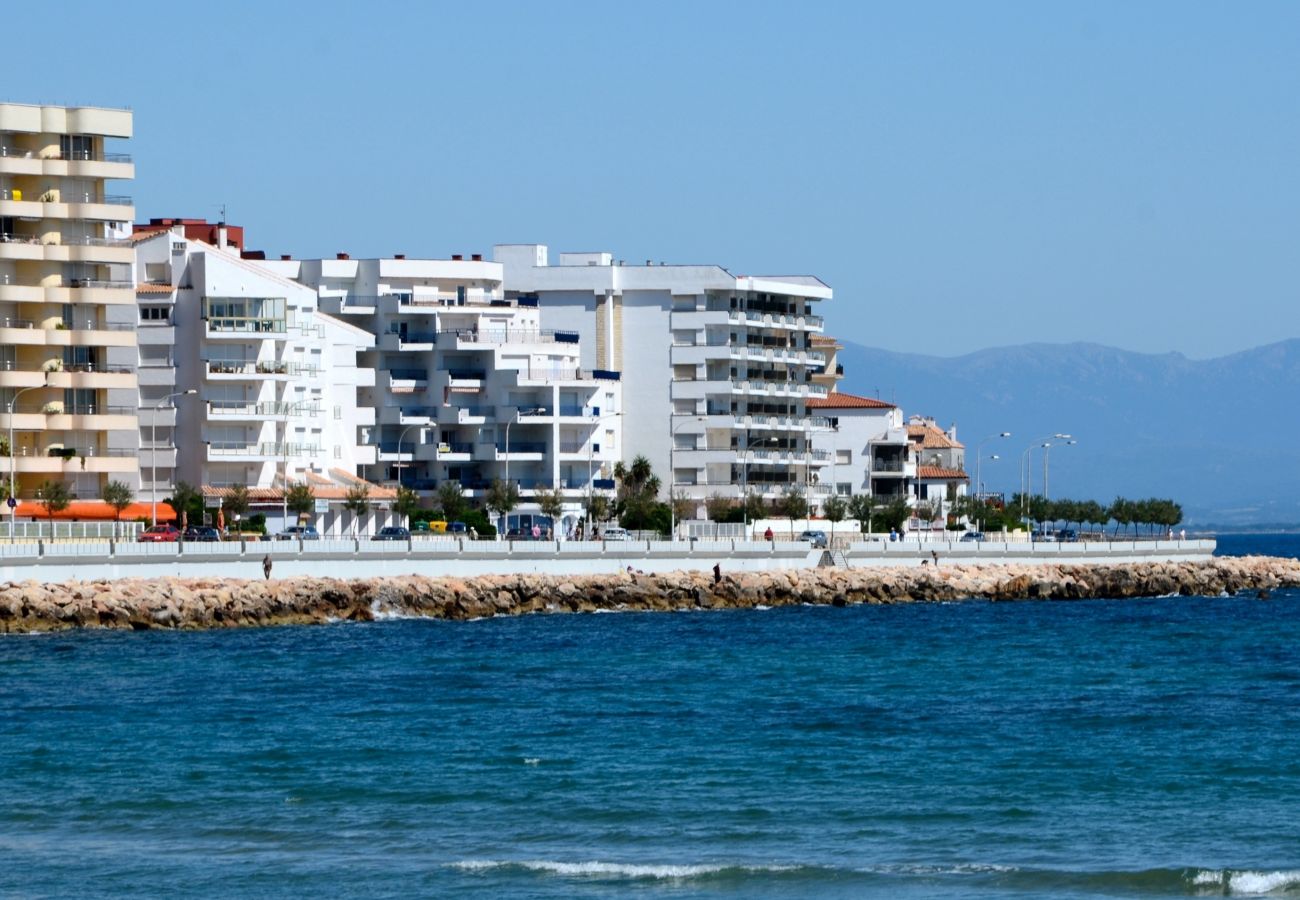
[0,103,138,504]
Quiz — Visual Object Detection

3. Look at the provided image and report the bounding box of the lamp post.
[152,389,197,527]
[669,414,705,540]
[741,435,779,534]
[279,397,316,530]
[1042,439,1077,500]
[586,410,623,536]
[1020,433,1071,516]
[502,406,545,533]
[7,380,48,542]
[395,422,421,489]
[974,432,1011,506]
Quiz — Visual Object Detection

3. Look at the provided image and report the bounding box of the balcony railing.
[205,318,286,334]
[208,441,321,457]
[67,279,134,290]
[872,459,908,473]
[439,441,473,454]
[207,401,321,417]
[386,368,428,381]
[2,403,135,416]
[206,361,319,377]
[493,441,546,454]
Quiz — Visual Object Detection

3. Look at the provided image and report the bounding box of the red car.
[137,525,180,543]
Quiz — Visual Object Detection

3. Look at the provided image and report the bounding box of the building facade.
[808,391,914,500]
[1,103,138,505]
[263,253,622,532]
[493,244,832,515]
[133,228,385,534]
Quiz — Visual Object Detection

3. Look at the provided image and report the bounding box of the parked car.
[372,526,411,541]
[137,525,180,543]
[505,527,534,541]
[1031,531,1057,543]
[183,526,221,542]
[1056,528,1079,543]
[959,531,985,542]
[275,525,320,541]
[601,526,631,541]
[798,529,829,549]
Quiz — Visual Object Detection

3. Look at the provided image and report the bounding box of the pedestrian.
[713,562,722,586]
[889,527,897,542]
[469,526,478,541]
[1179,528,1186,541]
[532,523,541,540]
[262,554,272,580]
[764,526,774,541]
[931,550,939,567]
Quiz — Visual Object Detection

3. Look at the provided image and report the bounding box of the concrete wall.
[0,539,818,582]
[845,539,1217,567]
[0,538,1217,583]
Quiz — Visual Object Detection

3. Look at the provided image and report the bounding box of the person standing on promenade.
[262,555,272,580]
[764,526,774,542]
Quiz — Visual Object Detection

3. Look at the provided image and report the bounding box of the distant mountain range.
[835,338,1300,527]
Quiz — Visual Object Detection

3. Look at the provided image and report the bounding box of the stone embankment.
[2,556,1297,633]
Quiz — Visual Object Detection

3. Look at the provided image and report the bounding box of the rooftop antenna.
[217,203,227,225]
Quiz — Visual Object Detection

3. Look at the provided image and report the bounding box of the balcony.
[487,440,546,460]
[206,441,320,461]
[7,447,137,474]
[204,318,288,340]
[45,366,136,390]
[385,368,428,391]
[435,441,474,460]
[207,401,321,420]
[206,360,318,381]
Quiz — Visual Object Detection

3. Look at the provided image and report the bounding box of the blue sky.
[7,1,1298,358]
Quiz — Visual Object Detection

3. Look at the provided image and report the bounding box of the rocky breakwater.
[2,556,1297,633]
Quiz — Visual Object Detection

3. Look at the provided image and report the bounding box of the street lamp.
[280,397,315,530]
[669,414,705,540]
[7,379,49,542]
[502,405,545,533]
[586,410,623,536]
[1020,433,1071,515]
[1042,439,1077,500]
[974,432,1011,505]
[395,422,422,489]
[152,389,197,527]
[741,435,779,533]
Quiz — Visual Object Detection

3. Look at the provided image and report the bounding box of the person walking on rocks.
[262,554,273,580]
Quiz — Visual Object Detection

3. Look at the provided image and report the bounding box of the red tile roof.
[807,391,896,409]
[916,465,969,481]
[907,423,964,449]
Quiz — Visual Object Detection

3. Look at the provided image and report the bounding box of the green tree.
[705,492,732,523]
[286,482,316,520]
[393,484,421,527]
[1109,496,1134,537]
[343,482,371,536]
[823,493,847,542]
[613,455,662,530]
[168,480,202,527]
[536,486,564,531]
[436,481,467,522]
[742,492,768,525]
[37,480,71,539]
[670,490,695,527]
[102,480,133,538]
[486,479,519,530]
[873,496,912,533]
[780,486,808,535]
[224,484,251,522]
[586,493,610,527]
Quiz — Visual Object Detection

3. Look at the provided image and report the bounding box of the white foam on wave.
[754,604,772,611]
[1191,869,1300,894]
[449,859,797,880]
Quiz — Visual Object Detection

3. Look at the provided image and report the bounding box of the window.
[836,449,852,465]
[334,405,342,420]
[139,306,170,322]
[60,135,94,161]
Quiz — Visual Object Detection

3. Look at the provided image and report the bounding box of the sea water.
[2,536,1298,898]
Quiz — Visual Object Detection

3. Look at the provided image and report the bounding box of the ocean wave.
[448,859,804,881]
[447,860,1300,893]
[1191,868,1300,894]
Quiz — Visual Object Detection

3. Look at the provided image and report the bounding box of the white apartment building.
[907,415,968,528]
[493,245,832,514]
[1,103,138,503]
[808,391,914,500]
[133,229,386,534]
[263,253,622,532]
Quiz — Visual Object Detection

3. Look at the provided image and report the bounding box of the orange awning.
[12,501,178,522]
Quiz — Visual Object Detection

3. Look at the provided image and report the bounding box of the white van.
[602,526,631,541]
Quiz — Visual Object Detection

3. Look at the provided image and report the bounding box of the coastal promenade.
[0,537,1217,582]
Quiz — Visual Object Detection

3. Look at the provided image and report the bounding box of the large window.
[203,296,286,332]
